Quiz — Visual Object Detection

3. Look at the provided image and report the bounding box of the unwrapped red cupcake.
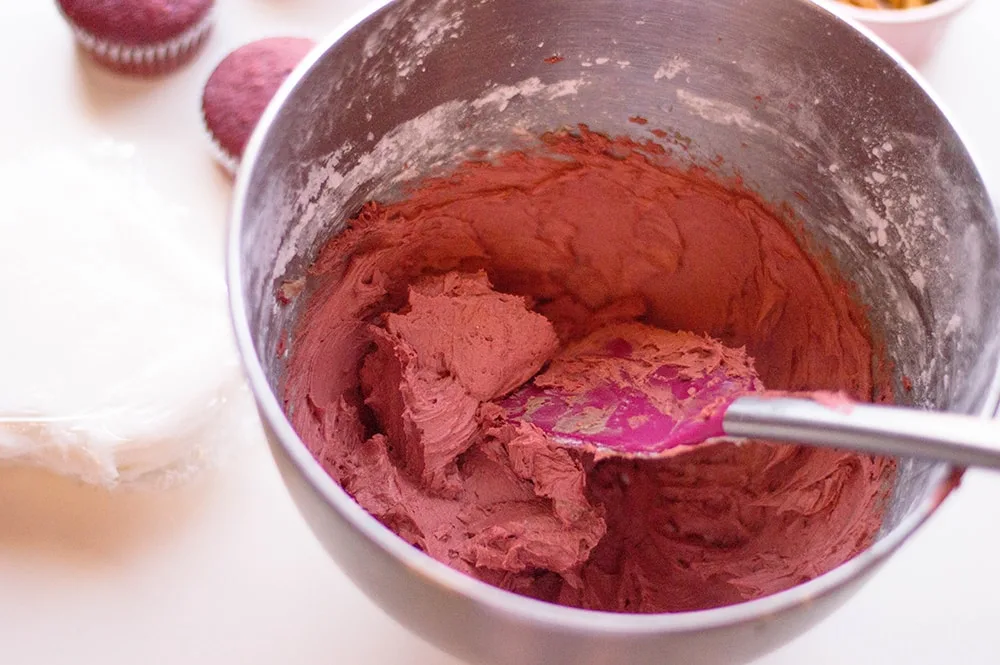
[56,0,215,75]
[202,37,316,173]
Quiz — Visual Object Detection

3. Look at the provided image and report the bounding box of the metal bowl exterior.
[228,0,1000,663]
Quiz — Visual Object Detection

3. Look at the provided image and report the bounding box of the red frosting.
[361,273,560,494]
[284,128,896,613]
[202,37,316,164]
[57,0,213,44]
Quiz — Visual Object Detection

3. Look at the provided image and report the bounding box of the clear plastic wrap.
[0,142,255,488]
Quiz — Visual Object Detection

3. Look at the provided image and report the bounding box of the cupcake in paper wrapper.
[56,0,214,75]
[202,37,316,173]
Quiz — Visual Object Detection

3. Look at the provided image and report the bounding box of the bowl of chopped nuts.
[816,0,975,66]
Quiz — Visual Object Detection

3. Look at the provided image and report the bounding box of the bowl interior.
[235,0,1000,599]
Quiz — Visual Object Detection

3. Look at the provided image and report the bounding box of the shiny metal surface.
[228,1,1000,664]
[725,397,1000,472]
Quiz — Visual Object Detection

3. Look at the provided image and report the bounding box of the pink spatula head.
[501,323,763,456]
[503,324,1000,470]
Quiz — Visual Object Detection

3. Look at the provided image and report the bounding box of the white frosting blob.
[0,142,253,487]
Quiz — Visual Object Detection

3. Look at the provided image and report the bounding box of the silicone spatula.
[500,332,1000,471]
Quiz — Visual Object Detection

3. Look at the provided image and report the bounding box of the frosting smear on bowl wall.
[284,128,896,613]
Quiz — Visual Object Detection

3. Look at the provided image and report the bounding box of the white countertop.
[1,2,998,663]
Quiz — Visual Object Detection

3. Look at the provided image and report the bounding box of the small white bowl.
[815,0,975,66]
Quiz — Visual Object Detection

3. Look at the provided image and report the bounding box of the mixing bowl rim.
[228,0,1000,635]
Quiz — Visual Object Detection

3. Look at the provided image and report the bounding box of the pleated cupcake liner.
[68,8,214,75]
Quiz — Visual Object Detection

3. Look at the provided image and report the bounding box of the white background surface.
[1,1,998,663]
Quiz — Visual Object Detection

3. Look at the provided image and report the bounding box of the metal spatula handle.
[725,396,1000,471]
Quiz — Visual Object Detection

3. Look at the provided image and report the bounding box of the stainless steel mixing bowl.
[228,1,1000,663]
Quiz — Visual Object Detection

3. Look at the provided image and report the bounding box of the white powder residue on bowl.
[654,57,689,81]
[360,0,466,96]
[674,89,779,136]
[272,75,587,289]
